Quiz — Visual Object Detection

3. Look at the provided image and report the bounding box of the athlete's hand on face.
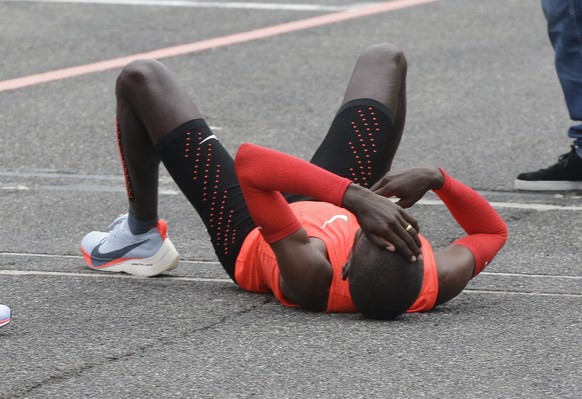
[371,166,445,208]
[342,184,421,262]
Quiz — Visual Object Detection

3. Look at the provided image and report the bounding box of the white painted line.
[0,0,356,12]
[0,185,29,191]
[0,252,82,259]
[1,252,580,280]
[1,253,577,279]
[0,171,176,182]
[487,200,582,211]
[480,271,582,280]
[417,198,582,212]
[464,289,582,299]
[159,189,180,195]
[1,171,581,210]
[1,270,578,298]
[0,171,124,180]
[0,251,221,265]
[0,269,232,283]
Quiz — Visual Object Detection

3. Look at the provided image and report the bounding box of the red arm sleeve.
[433,169,508,277]
[235,143,352,243]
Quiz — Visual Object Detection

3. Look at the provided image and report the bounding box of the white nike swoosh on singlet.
[198,135,218,146]
[321,214,349,229]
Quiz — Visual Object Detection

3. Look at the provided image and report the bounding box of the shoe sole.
[82,238,180,277]
[515,179,582,191]
[0,318,11,328]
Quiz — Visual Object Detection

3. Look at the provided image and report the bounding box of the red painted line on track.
[0,0,436,92]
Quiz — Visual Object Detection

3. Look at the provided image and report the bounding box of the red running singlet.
[235,201,438,313]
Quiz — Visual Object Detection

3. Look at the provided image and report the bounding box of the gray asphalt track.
[0,0,580,397]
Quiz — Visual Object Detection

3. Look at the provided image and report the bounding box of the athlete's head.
[343,231,423,320]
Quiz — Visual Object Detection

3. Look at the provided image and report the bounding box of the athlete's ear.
[341,261,351,280]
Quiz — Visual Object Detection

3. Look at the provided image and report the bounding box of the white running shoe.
[81,214,179,277]
[0,304,11,328]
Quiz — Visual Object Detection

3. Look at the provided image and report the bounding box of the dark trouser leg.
[542,0,582,153]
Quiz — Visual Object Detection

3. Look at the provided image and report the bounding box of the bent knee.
[360,43,407,72]
[116,59,166,95]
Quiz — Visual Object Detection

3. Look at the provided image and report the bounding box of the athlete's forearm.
[434,170,507,236]
[235,143,351,205]
[235,143,351,243]
[434,169,508,276]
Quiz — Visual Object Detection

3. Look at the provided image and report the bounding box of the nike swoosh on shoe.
[90,241,148,267]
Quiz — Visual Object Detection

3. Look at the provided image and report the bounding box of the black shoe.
[515,146,582,191]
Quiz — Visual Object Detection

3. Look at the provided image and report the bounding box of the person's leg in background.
[516,0,582,191]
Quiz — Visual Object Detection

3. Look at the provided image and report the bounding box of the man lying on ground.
[81,43,508,319]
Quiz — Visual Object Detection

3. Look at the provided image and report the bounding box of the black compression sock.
[127,212,158,235]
